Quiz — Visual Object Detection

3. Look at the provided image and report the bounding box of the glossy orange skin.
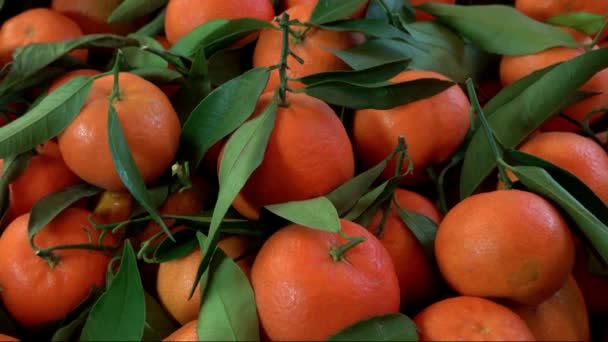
[352,70,471,183]
[162,320,198,341]
[0,8,87,65]
[435,190,575,306]
[0,208,114,327]
[51,0,139,35]
[509,275,590,342]
[58,72,181,191]
[414,296,536,341]
[515,0,608,22]
[500,47,608,132]
[219,92,354,221]
[514,132,608,205]
[253,3,362,93]
[164,0,275,45]
[366,189,442,308]
[251,219,400,341]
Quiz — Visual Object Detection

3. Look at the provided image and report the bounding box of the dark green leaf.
[345,179,394,226]
[418,3,578,55]
[81,241,146,341]
[151,228,199,263]
[329,39,413,70]
[130,67,184,84]
[130,184,169,218]
[0,76,93,158]
[51,307,90,342]
[327,313,418,341]
[190,97,277,298]
[546,12,606,36]
[1,35,137,92]
[197,239,259,341]
[460,46,608,198]
[107,0,167,23]
[509,166,608,265]
[365,0,415,24]
[310,0,370,25]
[265,197,341,233]
[0,152,32,225]
[304,78,453,109]
[123,35,168,69]
[170,18,273,58]
[299,59,409,86]
[208,43,256,86]
[395,206,438,263]
[320,19,408,39]
[172,46,210,121]
[142,292,178,341]
[180,67,270,167]
[135,8,167,37]
[27,184,101,241]
[108,104,172,239]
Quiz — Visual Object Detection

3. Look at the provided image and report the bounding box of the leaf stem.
[277,13,292,107]
[109,49,123,102]
[35,243,118,268]
[465,79,512,189]
[329,235,366,262]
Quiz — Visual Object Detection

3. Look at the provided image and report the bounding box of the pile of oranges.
[0,0,606,341]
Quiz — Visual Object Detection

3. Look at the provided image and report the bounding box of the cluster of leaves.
[0,0,607,341]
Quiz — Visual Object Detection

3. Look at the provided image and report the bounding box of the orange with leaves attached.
[58,72,181,191]
[352,70,471,183]
[164,0,275,45]
[253,3,363,93]
[0,8,87,65]
[435,190,575,305]
[0,208,115,327]
[51,0,139,35]
[218,92,355,221]
[365,188,442,309]
[48,69,99,93]
[414,296,536,341]
[515,0,608,23]
[251,219,400,341]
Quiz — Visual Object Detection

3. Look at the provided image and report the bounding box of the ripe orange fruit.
[253,3,363,93]
[251,219,400,341]
[58,72,181,191]
[515,0,608,23]
[0,334,19,342]
[500,46,608,132]
[0,8,87,65]
[365,188,442,309]
[219,92,354,221]
[51,0,139,35]
[162,320,197,341]
[156,236,254,325]
[280,0,369,18]
[508,275,589,341]
[411,0,457,21]
[513,132,608,204]
[0,208,114,327]
[413,296,536,341]
[4,140,81,222]
[435,190,575,305]
[164,0,275,45]
[352,70,470,183]
[48,69,99,93]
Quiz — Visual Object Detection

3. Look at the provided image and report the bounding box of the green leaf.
[265,197,341,233]
[107,0,167,23]
[208,42,256,86]
[1,35,137,93]
[123,35,168,69]
[327,313,418,341]
[329,39,413,70]
[299,59,409,86]
[395,206,438,263]
[0,76,93,158]
[180,67,270,167]
[51,282,104,342]
[460,46,608,198]
[327,137,407,216]
[508,166,608,265]
[107,104,172,239]
[365,0,415,24]
[304,78,453,109]
[190,97,277,298]
[151,228,199,263]
[197,236,260,341]
[546,12,606,36]
[27,184,101,241]
[81,241,146,341]
[320,19,408,39]
[345,178,396,227]
[0,152,32,225]
[310,0,369,25]
[51,307,91,342]
[170,18,274,58]
[130,67,183,84]
[172,46,211,122]
[142,292,178,341]
[418,3,578,55]
[135,8,167,37]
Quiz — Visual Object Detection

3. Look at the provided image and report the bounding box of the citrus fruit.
[435,189,575,305]
[251,219,400,341]
[162,320,198,341]
[51,0,139,35]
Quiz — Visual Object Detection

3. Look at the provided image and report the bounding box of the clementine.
[51,0,139,35]
[162,320,198,341]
